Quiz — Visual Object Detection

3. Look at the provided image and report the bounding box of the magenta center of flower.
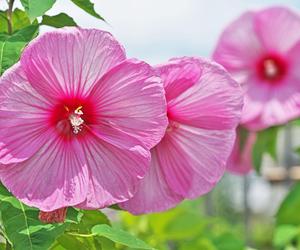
[50,97,96,139]
[256,54,288,83]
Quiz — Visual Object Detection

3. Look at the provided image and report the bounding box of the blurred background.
[2,0,300,249]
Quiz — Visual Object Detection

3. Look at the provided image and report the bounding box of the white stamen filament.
[69,109,84,134]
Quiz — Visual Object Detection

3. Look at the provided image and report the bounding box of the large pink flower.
[213,7,300,130]
[120,57,243,214]
[227,128,256,175]
[0,28,168,212]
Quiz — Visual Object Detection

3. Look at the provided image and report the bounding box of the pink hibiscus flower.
[213,7,300,130]
[0,28,168,213]
[227,128,256,175]
[120,57,243,214]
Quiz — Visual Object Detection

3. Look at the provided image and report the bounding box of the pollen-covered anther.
[69,106,85,134]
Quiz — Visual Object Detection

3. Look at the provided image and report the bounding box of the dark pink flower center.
[256,54,288,83]
[166,110,179,132]
[49,97,96,139]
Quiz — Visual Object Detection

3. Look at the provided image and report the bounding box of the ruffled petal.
[21,28,126,99]
[76,132,150,209]
[119,148,182,214]
[241,75,300,130]
[0,137,89,211]
[227,129,256,175]
[167,58,243,130]
[255,7,300,53]
[157,124,236,199]
[0,64,52,164]
[213,11,263,77]
[88,59,168,149]
[155,57,202,102]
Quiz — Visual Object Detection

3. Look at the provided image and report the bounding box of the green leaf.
[77,210,110,233]
[212,233,244,250]
[0,8,32,33]
[277,182,300,225]
[252,126,278,172]
[0,25,38,75]
[0,183,80,250]
[91,224,154,249]
[273,225,299,247]
[41,13,77,28]
[70,0,104,20]
[20,0,56,21]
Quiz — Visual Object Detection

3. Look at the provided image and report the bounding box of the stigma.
[69,106,85,134]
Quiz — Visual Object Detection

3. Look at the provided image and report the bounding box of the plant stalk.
[7,0,15,35]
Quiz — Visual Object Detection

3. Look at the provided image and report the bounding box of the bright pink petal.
[156,124,236,199]
[76,132,150,209]
[167,58,243,130]
[213,11,263,78]
[255,7,300,53]
[241,75,300,130]
[89,59,168,149]
[0,137,89,211]
[155,57,202,102]
[21,28,126,99]
[119,148,182,215]
[0,64,53,164]
[227,129,256,175]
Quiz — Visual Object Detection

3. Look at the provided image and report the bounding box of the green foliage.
[273,225,300,248]
[0,24,38,74]
[0,184,81,250]
[0,9,32,33]
[70,0,104,20]
[91,224,154,249]
[41,13,77,28]
[276,182,300,225]
[119,201,245,250]
[252,126,278,172]
[20,0,56,21]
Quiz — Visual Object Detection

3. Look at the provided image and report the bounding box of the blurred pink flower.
[213,7,300,130]
[120,57,243,214]
[0,28,168,212]
[227,129,256,175]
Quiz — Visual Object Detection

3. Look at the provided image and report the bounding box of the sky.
[1,0,299,64]
[47,0,299,64]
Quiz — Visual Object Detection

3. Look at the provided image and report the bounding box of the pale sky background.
[1,0,299,64]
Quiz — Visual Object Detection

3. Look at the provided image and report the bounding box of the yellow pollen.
[75,106,83,113]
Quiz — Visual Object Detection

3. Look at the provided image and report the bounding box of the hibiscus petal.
[227,129,256,175]
[76,133,151,209]
[155,57,202,102]
[89,59,168,149]
[21,28,126,99]
[0,137,89,211]
[119,147,182,215]
[167,58,243,130]
[241,75,300,130]
[213,11,263,76]
[0,64,53,164]
[255,7,300,53]
[157,124,235,198]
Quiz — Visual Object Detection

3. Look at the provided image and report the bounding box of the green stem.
[66,232,97,238]
[5,240,12,250]
[7,0,15,35]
